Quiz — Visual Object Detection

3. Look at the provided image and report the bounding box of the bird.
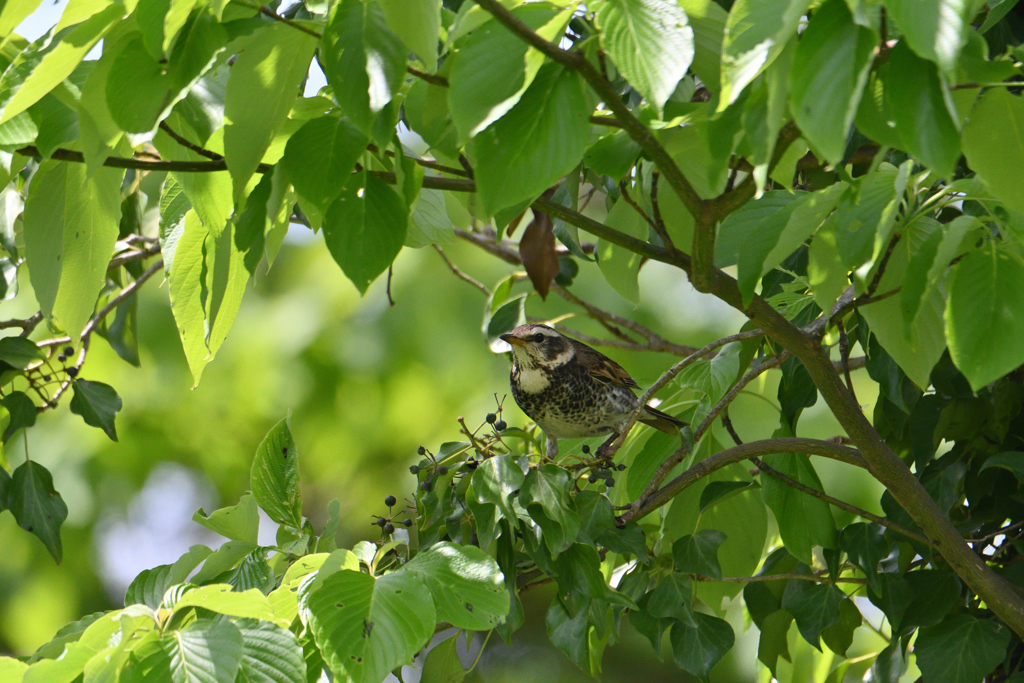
[499,323,686,459]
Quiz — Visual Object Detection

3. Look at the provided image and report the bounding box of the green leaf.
[884,0,974,73]
[980,451,1024,479]
[0,657,27,682]
[484,294,527,352]
[596,193,646,304]
[677,0,726,90]
[250,416,302,528]
[69,379,122,441]
[171,585,277,622]
[789,0,876,165]
[282,116,366,218]
[0,0,44,38]
[192,493,259,544]
[303,569,435,683]
[448,3,568,141]
[962,88,1024,217]
[166,210,210,386]
[0,4,121,124]
[821,598,861,656]
[584,129,641,181]
[780,579,845,650]
[125,545,213,609]
[23,160,123,341]
[322,171,407,295]
[379,0,440,70]
[887,41,961,177]
[224,22,317,200]
[470,454,525,526]
[472,62,590,217]
[756,609,793,676]
[646,573,697,627]
[698,480,754,512]
[520,464,580,558]
[915,614,1011,683]
[946,241,1024,389]
[0,337,44,369]
[596,0,693,113]
[627,429,682,501]
[760,453,836,564]
[714,190,801,268]
[669,613,734,682]
[234,619,306,683]
[2,391,36,442]
[676,341,743,402]
[322,0,406,135]
[718,0,810,108]
[420,635,465,683]
[403,541,509,630]
[901,570,961,630]
[8,460,67,562]
[163,619,243,683]
[672,530,726,580]
[900,215,975,330]
[545,598,591,671]
[838,522,889,593]
[406,189,456,248]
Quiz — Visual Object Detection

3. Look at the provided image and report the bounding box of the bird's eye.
[532,334,545,342]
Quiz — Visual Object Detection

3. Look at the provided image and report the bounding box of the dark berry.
[581,445,591,454]
[384,495,397,507]
[617,464,626,471]
[494,420,507,431]
[486,413,497,424]
[588,474,598,484]
[66,367,79,378]
[605,477,615,487]
[409,465,420,474]
[384,523,395,534]
[63,346,74,356]
[465,458,478,470]
[403,519,413,527]
[375,517,387,527]
[56,354,65,363]
[42,374,50,381]
[420,480,431,491]
[437,465,448,475]
[417,446,426,455]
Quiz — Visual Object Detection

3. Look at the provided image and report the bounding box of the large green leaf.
[303,569,435,683]
[646,573,697,626]
[224,22,317,200]
[234,619,306,683]
[379,0,440,70]
[472,62,590,217]
[884,0,975,73]
[789,0,876,165]
[192,494,259,544]
[520,465,580,557]
[281,116,366,217]
[0,4,122,124]
[915,614,1011,683]
[420,635,465,683]
[669,613,734,682]
[596,0,693,113]
[250,416,302,528]
[23,160,123,341]
[596,193,646,304]
[677,0,726,90]
[962,88,1024,216]
[125,545,212,609]
[69,379,122,441]
[946,241,1024,389]
[887,41,961,177]
[760,453,836,564]
[447,3,569,141]
[8,461,67,563]
[170,585,277,622]
[322,0,406,135]
[781,579,845,650]
[718,0,810,108]
[322,171,407,295]
[900,215,975,331]
[672,530,726,580]
[163,620,243,683]
[839,522,888,593]
[403,541,509,630]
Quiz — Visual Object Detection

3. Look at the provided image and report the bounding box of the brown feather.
[639,405,688,434]
[569,338,639,389]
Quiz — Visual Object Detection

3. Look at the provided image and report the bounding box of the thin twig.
[752,457,935,546]
[0,312,42,335]
[865,234,901,298]
[406,66,449,88]
[386,266,395,306]
[691,572,866,585]
[837,319,858,404]
[159,122,223,161]
[965,520,1024,544]
[617,179,658,233]
[433,246,490,295]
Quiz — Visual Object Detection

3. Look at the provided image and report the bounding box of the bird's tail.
[639,405,688,434]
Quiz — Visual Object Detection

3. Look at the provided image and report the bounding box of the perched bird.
[499,323,686,458]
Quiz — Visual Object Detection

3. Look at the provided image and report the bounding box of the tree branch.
[433,245,490,295]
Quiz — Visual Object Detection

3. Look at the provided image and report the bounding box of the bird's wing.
[570,338,639,389]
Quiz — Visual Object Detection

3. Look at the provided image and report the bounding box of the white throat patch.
[517,367,550,393]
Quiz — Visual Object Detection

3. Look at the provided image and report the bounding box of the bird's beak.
[500,333,526,346]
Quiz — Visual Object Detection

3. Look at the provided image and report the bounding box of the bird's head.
[500,324,574,369]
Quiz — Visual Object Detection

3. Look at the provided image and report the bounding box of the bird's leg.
[595,431,619,460]
[545,434,559,460]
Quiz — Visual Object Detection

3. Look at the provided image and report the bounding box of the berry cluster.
[372,495,412,537]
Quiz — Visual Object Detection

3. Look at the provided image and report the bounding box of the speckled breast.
[510,361,638,438]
